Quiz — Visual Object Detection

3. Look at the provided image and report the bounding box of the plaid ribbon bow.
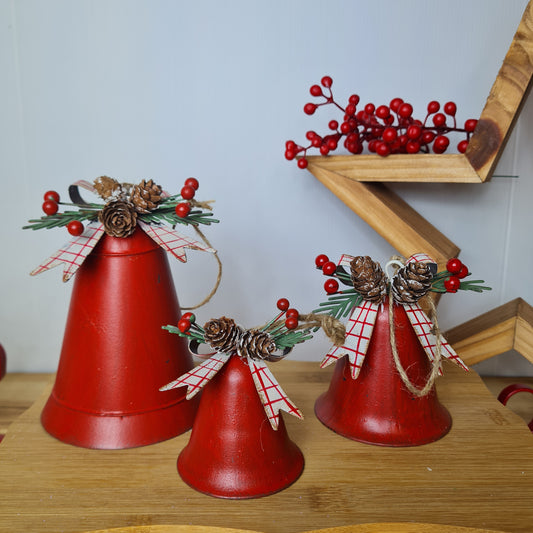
[30,180,215,282]
[320,253,468,379]
[160,351,302,430]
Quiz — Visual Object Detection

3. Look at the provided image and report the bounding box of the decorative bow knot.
[25,178,217,282]
[320,253,469,379]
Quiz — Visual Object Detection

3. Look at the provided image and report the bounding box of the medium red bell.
[177,354,304,499]
[41,227,198,449]
[315,297,451,446]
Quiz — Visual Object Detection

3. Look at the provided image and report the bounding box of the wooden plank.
[467,0,533,181]
[307,162,460,268]
[1,361,533,533]
[305,153,481,183]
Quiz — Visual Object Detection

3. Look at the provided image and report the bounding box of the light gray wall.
[1,0,532,375]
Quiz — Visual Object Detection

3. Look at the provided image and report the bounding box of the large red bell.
[177,354,304,499]
[315,297,451,446]
[41,227,198,449]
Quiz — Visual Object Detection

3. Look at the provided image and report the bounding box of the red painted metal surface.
[0,343,5,381]
[498,383,533,431]
[315,297,451,446]
[177,354,304,499]
[41,228,198,449]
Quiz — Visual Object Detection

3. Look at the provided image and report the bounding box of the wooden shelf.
[446,298,533,366]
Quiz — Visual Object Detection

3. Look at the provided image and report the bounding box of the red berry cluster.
[276,298,300,330]
[41,190,85,236]
[315,254,340,295]
[175,177,199,218]
[443,258,469,293]
[285,76,478,169]
[177,312,197,334]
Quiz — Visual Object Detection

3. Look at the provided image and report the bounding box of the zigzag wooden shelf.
[305,1,533,267]
[446,298,533,366]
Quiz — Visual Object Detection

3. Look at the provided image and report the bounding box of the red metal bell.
[177,354,304,499]
[315,297,451,446]
[41,227,198,449]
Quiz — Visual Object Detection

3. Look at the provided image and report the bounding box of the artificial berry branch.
[285,76,478,169]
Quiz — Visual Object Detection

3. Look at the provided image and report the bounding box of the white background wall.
[1,0,532,375]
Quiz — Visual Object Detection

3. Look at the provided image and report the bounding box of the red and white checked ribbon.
[160,353,302,430]
[320,253,467,378]
[30,178,215,281]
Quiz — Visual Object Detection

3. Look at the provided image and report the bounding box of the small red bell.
[41,227,198,449]
[177,354,304,499]
[315,296,451,446]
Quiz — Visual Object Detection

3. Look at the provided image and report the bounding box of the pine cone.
[350,256,387,303]
[98,200,138,238]
[391,262,434,304]
[93,176,122,200]
[237,330,278,361]
[130,179,163,213]
[203,317,242,354]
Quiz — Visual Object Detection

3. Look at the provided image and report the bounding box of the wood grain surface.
[0,361,532,533]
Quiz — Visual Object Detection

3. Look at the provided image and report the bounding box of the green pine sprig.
[23,206,102,231]
[313,289,363,321]
[162,322,206,344]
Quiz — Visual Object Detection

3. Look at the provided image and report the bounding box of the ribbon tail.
[138,221,215,263]
[247,358,302,430]
[29,222,105,282]
[403,303,469,372]
[320,299,380,379]
[159,352,231,399]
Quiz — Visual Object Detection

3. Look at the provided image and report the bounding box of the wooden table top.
[0,361,532,533]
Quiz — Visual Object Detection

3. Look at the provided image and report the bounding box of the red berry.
[398,103,413,118]
[326,138,338,151]
[406,140,420,154]
[364,103,375,115]
[285,317,299,330]
[427,101,440,114]
[457,139,469,153]
[42,200,58,215]
[457,265,469,279]
[432,113,446,127]
[345,103,357,116]
[181,185,195,200]
[286,308,299,319]
[286,140,296,151]
[444,276,460,293]
[444,101,457,116]
[315,254,329,268]
[376,142,390,157]
[277,298,290,311]
[464,119,478,133]
[319,144,330,156]
[375,105,390,119]
[328,120,339,131]
[175,202,191,218]
[304,103,317,115]
[433,135,450,153]
[382,127,397,143]
[310,84,322,97]
[178,318,191,333]
[407,124,422,139]
[348,94,360,106]
[182,312,196,323]
[297,158,308,169]
[321,76,333,88]
[389,98,403,113]
[446,258,463,274]
[67,220,84,236]
[421,130,435,144]
[285,149,296,160]
[322,261,337,276]
[43,190,60,203]
[184,177,199,190]
[324,278,339,294]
